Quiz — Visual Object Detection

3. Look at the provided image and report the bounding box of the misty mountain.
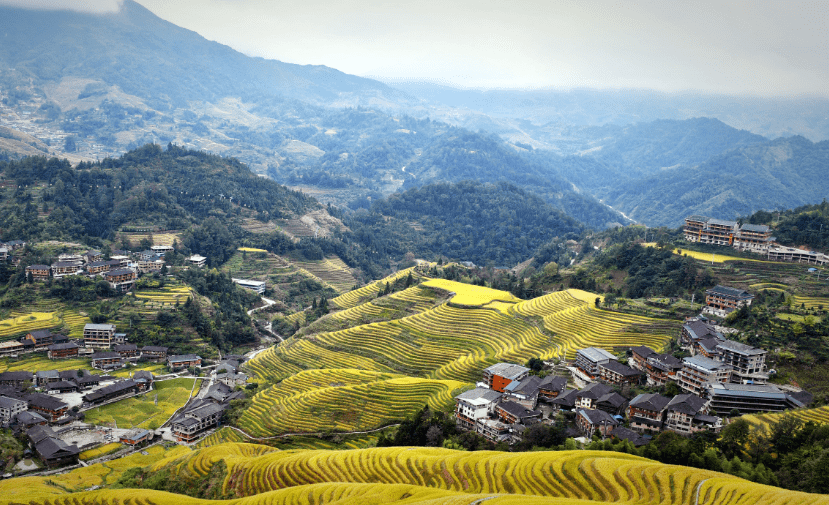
[0,1,407,109]
[603,136,829,227]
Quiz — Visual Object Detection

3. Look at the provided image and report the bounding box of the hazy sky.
[3,0,828,96]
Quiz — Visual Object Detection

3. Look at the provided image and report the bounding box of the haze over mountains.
[1,0,828,229]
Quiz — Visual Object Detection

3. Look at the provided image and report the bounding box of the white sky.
[3,0,828,96]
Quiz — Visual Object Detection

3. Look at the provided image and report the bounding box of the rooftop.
[629,393,671,412]
[683,355,732,372]
[84,323,116,331]
[483,363,529,380]
[706,285,754,300]
[455,387,502,405]
[716,339,767,356]
[577,347,617,363]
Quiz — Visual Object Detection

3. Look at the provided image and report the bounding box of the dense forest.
[744,200,829,251]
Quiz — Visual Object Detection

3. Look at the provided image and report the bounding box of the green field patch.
[84,377,198,429]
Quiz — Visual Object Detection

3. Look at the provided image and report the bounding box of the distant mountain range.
[1,1,827,231]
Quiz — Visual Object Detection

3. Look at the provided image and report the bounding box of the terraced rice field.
[239,368,466,436]
[669,247,768,263]
[120,232,182,247]
[742,406,829,433]
[287,255,358,294]
[79,443,123,461]
[422,278,521,306]
[133,286,193,307]
[327,285,442,325]
[512,290,677,358]
[0,311,62,339]
[330,266,427,310]
[92,445,829,504]
[246,282,677,435]
[84,378,198,429]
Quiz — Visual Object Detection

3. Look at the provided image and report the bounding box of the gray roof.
[0,395,26,409]
[142,346,168,352]
[578,408,619,426]
[597,392,627,409]
[28,329,52,340]
[122,428,151,440]
[706,218,738,227]
[629,393,671,412]
[697,338,722,353]
[84,323,116,331]
[551,389,578,407]
[705,382,792,402]
[455,387,502,403]
[706,285,753,300]
[106,268,136,277]
[538,375,567,392]
[631,346,656,358]
[483,363,529,380]
[27,425,56,444]
[114,344,139,351]
[133,371,154,380]
[35,370,60,379]
[91,352,121,359]
[683,355,731,372]
[0,371,32,381]
[576,382,613,400]
[27,393,68,411]
[187,402,224,419]
[16,411,47,425]
[611,426,649,446]
[168,354,201,362]
[683,320,721,341]
[27,264,50,270]
[666,394,707,416]
[600,360,642,377]
[716,340,766,356]
[35,437,79,459]
[497,401,540,419]
[48,342,79,351]
[686,215,710,223]
[740,223,770,233]
[577,347,617,363]
[504,375,541,395]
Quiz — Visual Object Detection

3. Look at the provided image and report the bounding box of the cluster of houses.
[23,245,208,293]
[455,314,811,445]
[684,215,828,266]
[0,240,27,264]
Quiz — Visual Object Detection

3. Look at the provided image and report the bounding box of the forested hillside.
[603,136,829,226]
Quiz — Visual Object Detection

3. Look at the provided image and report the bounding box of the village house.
[76,375,101,390]
[664,394,720,435]
[550,389,578,413]
[84,323,117,349]
[105,268,137,292]
[733,224,774,253]
[137,255,165,273]
[16,410,48,429]
[482,363,530,392]
[27,393,69,422]
[630,346,683,387]
[141,346,168,360]
[475,417,512,443]
[27,425,79,467]
[575,347,617,379]
[83,250,103,263]
[151,245,174,256]
[187,255,207,268]
[167,354,202,369]
[680,319,724,347]
[132,370,154,391]
[677,355,732,395]
[51,261,83,278]
[576,408,619,438]
[574,382,614,410]
[86,260,110,275]
[47,342,80,359]
[47,380,79,394]
[537,375,568,400]
[0,371,32,387]
[0,340,24,358]
[595,391,628,416]
[170,401,224,442]
[232,278,266,294]
[25,264,50,281]
[22,329,60,351]
[34,370,60,388]
[705,285,754,314]
[120,428,151,446]
[216,371,248,387]
[495,400,542,425]
[0,246,7,261]
[454,387,503,430]
[0,395,27,424]
[627,393,671,434]
[57,253,84,266]
[598,360,643,386]
[503,375,542,409]
[83,379,140,406]
[113,343,140,359]
[90,351,125,370]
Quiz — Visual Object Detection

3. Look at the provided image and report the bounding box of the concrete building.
[482,363,530,393]
[232,278,266,294]
[705,382,807,415]
[454,387,502,430]
[575,347,617,379]
[83,323,117,349]
[677,356,732,395]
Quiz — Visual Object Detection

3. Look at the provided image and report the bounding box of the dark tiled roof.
[114,344,139,351]
[538,375,567,392]
[91,352,121,360]
[706,285,753,300]
[27,393,68,411]
[579,408,619,426]
[629,393,671,412]
[600,360,642,377]
[666,394,707,416]
[0,371,32,381]
[48,342,79,351]
[141,346,168,352]
[576,382,613,400]
[35,437,79,459]
[597,392,626,409]
[168,354,201,362]
[630,345,656,358]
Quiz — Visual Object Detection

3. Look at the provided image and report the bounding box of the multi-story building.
[0,340,24,358]
[51,261,83,278]
[482,363,530,393]
[90,352,124,370]
[574,383,614,410]
[733,224,773,253]
[495,401,541,425]
[86,261,110,275]
[113,344,140,359]
[704,382,806,415]
[141,346,168,361]
[598,360,643,386]
[83,323,117,349]
[168,354,202,369]
[27,393,69,422]
[705,285,754,313]
[627,393,671,434]
[537,375,568,400]
[171,402,224,442]
[47,342,79,359]
[575,347,617,379]
[25,264,51,281]
[684,216,739,246]
[576,408,618,438]
[503,376,541,409]
[766,245,829,265]
[677,355,732,395]
[680,320,724,346]
[664,394,721,435]
[232,278,266,294]
[715,340,768,383]
[0,395,27,423]
[454,387,502,430]
[137,255,165,273]
[187,255,207,268]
